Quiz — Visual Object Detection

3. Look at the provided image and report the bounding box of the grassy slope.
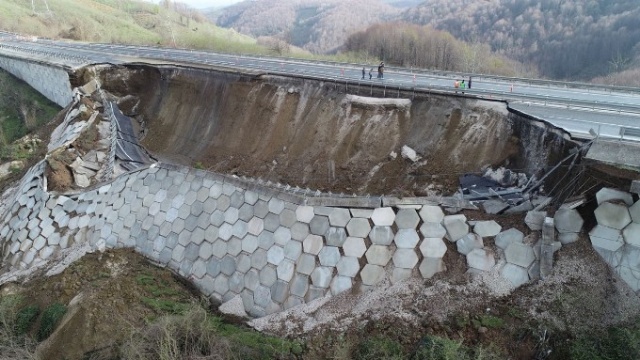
[0,0,262,53]
[0,69,60,158]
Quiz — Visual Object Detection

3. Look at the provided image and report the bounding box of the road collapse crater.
[76,64,579,197]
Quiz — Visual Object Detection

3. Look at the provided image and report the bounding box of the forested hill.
[401,0,640,80]
[215,0,401,54]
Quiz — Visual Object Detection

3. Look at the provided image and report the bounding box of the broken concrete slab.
[443,216,469,242]
[482,199,509,214]
[504,242,536,268]
[456,233,484,255]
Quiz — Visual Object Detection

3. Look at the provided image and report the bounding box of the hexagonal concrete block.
[504,242,536,268]
[211,240,228,259]
[270,280,289,303]
[365,245,393,266]
[296,253,317,275]
[419,257,444,279]
[318,246,341,267]
[622,223,640,250]
[369,226,394,245]
[501,263,530,287]
[456,233,484,255]
[346,218,371,238]
[420,222,446,238]
[213,275,230,297]
[594,202,631,230]
[290,222,310,241]
[330,275,352,295]
[259,265,277,287]
[290,273,310,298]
[309,215,330,236]
[392,248,419,269]
[596,187,633,206]
[395,209,420,229]
[274,227,292,246]
[360,264,385,286]
[268,198,285,215]
[284,240,302,261]
[325,227,347,247]
[244,269,260,291]
[554,208,585,233]
[419,205,444,223]
[253,285,272,308]
[394,229,420,249]
[420,238,447,258]
[251,249,268,270]
[227,237,242,256]
[296,206,315,223]
[589,223,633,251]
[241,235,259,254]
[495,228,524,249]
[343,237,367,258]
[473,220,502,237]
[524,211,546,231]
[263,213,281,232]
[443,216,469,242]
[303,234,324,255]
[371,207,395,226]
[247,217,264,236]
[629,201,640,223]
[267,246,285,265]
[329,208,351,227]
[310,266,333,288]
[466,248,496,271]
[336,256,361,277]
[277,259,295,282]
[258,231,275,250]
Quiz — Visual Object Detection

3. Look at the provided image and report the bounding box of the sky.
[148,0,244,9]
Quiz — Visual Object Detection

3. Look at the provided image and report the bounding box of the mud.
[82,65,578,196]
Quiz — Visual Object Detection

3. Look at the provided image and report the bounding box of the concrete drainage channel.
[0,64,639,319]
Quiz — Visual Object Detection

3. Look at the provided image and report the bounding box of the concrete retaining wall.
[0,55,73,107]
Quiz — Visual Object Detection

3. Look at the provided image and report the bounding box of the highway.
[1,32,639,140]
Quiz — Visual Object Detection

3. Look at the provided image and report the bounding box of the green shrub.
[354,335,405,360]
[38,303,67,341]
[15,305,39,336]
[570,325,640,360]
[413,336,466,360]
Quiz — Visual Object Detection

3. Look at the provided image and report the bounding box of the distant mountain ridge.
[215,0,401,54]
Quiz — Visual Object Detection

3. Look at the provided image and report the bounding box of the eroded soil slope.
[89,65,574,195]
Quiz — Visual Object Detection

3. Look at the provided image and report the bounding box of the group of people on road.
[454,77,472,93]
[362,62,385,80]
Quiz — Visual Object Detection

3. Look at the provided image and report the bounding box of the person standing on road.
[468,76,472,89]
[460,80,466,93]
[362,67,366,80]
[369,68,373,80]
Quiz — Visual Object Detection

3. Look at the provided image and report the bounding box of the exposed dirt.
[82,65,576,196]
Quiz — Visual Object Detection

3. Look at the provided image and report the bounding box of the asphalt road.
[1,33,639,141]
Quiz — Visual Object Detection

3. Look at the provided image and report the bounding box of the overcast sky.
[148,0,244,9]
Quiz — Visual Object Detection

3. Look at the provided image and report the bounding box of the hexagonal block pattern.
[371,207,395,226]
[329,208,351,227]
[594,202,631,230]
[336,256,361,277]
[419,257,444,278]
[495,228,524,249]
[501,263,530,287]
[369,226,394,245]
[466,248,496,271]
[420,238,447,258]
[303,234,324,255]
[392,249,419,269]
[346,218,371,238]
[394,229,420,248]
[419,222,446,238]
[395,209,420,229]
[419,205,444,223]
[343,237,367,258]
[360,264,385,286]
[318,246,341,267]
[456,233,484,255]
[365,245,393,266]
